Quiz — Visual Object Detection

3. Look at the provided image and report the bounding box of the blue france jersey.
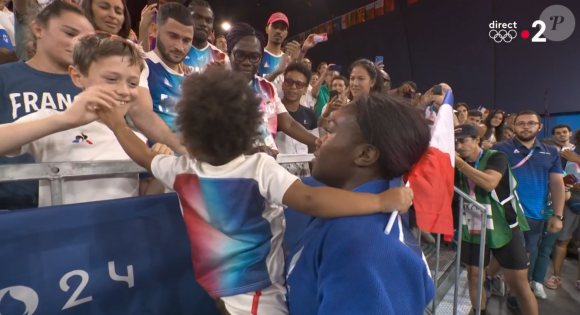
[183,43,228,74]
[0,61,80,210]
[140,51,184,132]
[258,49,284,85]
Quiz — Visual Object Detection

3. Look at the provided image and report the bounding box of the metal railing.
[1,155,490,314]
[0,154,315,206]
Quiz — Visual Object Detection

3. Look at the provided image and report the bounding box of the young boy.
[0,32,166,206]
[95,66,415,315]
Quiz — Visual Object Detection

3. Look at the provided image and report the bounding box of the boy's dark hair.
[82,0,132,39]
[177,66,262,163]
[467,110,483,118]
[331,75,349,87]
[284,62,311,84]
[36,0,85,26]
[73,32,144,76]
[157,2,194,27]
[350,59,383,93]
[226,22,266,55]
[354,94,430,179]
[0,48,18,65]
[551,124,571,135]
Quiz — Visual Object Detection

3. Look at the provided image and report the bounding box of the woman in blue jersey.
[225,23,318,154]
[285,94,436,315]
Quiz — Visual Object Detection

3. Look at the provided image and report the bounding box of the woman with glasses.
[226,22,318,155]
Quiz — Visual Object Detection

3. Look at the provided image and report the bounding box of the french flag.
[386,91,455,240]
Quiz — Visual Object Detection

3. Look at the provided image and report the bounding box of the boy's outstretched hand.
[61,86,120,128]
[379,187,414,214]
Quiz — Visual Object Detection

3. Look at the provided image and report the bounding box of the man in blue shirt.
[184,0,228,73]
[138,3,193,135]
[490,110,564,314]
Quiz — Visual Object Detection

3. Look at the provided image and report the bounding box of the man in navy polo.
[488,110,564,314]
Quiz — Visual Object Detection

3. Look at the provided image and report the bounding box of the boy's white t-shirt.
[150,153,299,298]
[14,109,147,207]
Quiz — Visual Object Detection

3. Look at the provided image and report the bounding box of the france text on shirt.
[0,62,80,124]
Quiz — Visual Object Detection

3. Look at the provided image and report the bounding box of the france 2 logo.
[489,5,575,43]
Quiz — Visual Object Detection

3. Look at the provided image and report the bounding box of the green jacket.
[456,150,530,249]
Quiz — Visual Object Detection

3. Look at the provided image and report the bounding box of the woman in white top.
[482,110,505,149]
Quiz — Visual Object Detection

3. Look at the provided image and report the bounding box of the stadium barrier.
[0,155,486,314]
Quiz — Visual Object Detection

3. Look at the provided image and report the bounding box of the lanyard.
[511,148,535,169]
[467,150,484,196]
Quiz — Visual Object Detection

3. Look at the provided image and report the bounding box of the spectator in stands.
[299,57,316,109]
[95,65,414,315]
[311,63,338,118]
[215,34,226,52]
[505,113,517,128]
[275,62,317,177]
[0,33,168,206]
[528,138,571,299]
[0,1,93,210]
[503,125,514,140]
[420,83,451,122]
[318,76,349,137]
[552,124,574,150]
[481,110,505,149]
[467,110,483,126]
[226,22,318,154]
[184,0,228,73]
[490,110,565,314]
[546,130,580,292]
[380,69,391,91]
[137,2,193,138]
[0,2,14,49]
[454,124,538,315]
[260,12,299,88]
[81,0,132,38]
[455,102,469,124]
[285,94,434,315]
[11,0,80,60]
[349,59,383,100]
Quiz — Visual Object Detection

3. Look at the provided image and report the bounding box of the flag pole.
[385,182,410,234]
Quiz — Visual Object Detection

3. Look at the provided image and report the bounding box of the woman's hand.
[378,187,414,214]
[560,149,580,163]
[139,4,157,37]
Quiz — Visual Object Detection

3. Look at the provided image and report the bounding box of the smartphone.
[329,90,339,100]
[375,56,384,66]
[564,174,579,186]
[433,84,443,95]
[313,33,328,43]
[329,65,341,72]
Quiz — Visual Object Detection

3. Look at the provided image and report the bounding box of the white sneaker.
[532,281,547,299]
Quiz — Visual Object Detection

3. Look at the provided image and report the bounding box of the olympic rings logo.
[489,29,518,43]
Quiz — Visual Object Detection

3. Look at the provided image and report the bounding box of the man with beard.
[259,12,302,93]
[138,2,193,137]
[489,110,565,314]
[226,22,317,154]
[184,0,228,73]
